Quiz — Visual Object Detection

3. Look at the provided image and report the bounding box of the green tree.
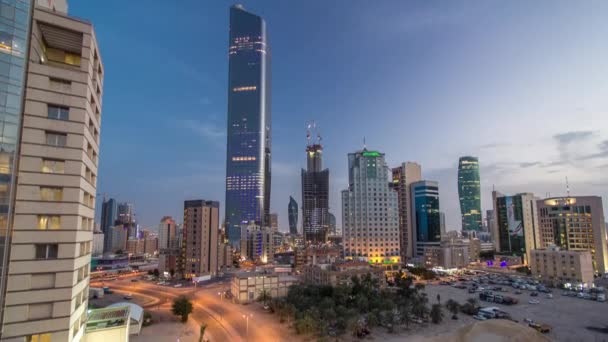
[171,296,193,322]
[257,289,272,306]
[153,268,160,278]
[198,324,207,342]
[430,303,443,324]
[446,299,460,319]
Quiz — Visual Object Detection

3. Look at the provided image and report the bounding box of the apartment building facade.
[1,2,104,341]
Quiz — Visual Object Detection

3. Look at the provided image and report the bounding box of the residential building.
[288,196,298,235]
[217,242,232,270]
[0,2,104,340]
[342,149,400,264]
[158,249,180,277]
[530,246,594,288]
[100,198,117,253]
[411,180,441,257]
[143,236,158,256]
[492,191,540,264]
[424,240,470,269]
[391,162,422,261]
[92,230,104,256]
[269,212,278,232]
[126,239,144,255]
[301,127,329,244]
[303,262,386,287]
[458,156,482,232]
[231,272,297,304]
[181,200,219,279]
[225,4,271,246]
[240,223,273,263]
[537,196,607,274]
[294,245,341,270]
[158,216,177,249]
[328,212,337,235]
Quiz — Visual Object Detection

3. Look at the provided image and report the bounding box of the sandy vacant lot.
[421,284,608,342]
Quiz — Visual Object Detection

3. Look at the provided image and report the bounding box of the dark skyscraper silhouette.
[301,124,329,244]
[225,5,272,247]
[100,198,118,253]
[458,156,482,232]
[288,196,298,235]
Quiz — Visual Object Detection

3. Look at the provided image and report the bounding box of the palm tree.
[257,289,272,307]
[430,304,443,324]
[446,299,460,319]
[171,296,193,322]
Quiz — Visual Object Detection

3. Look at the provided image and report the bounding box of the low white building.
[84,306,130,342]
[107,302,144,336]
[231,271,297,304]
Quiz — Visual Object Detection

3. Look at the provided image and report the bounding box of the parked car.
[528,300,540,304]
[546,293,553,299]
[515,290,523,295]
[529,323,551,333]
[473,315,487,321]
[524,318,534,324]
[530,292,538,297]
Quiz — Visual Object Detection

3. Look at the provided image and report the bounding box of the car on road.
[546,293,553,299]
[131,279,138,282]
[124,294,133,300]
[174,284,183,288]
[528,299,540,304]
[524,318,534,324]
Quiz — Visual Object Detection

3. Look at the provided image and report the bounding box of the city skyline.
[68,1,608,232]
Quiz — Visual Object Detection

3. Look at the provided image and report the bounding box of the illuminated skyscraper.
[301,124,329,244]
[342,149,400,264]
[458,156,482,232]
[288,196,298,235]
[411,180,442,256]
[225,4,271,247]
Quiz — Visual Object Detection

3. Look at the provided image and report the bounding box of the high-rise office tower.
[328,212,336,235]
[492,191,540,264]
[391,162,422,261]
[537,196,607,274]
[0,2,104,340]
[158,216,178,249]
[181,200,219,279]
[225,4,271,247]
[269,212,278,232]
[411,180,442,256]
[301,126,329,244]
[342,149,400,264]
[458,156,482,232]
[100,198,117,253]
[117,201,137,238]
[288,196,298,235]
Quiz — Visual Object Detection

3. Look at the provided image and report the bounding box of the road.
[91,277,295,342]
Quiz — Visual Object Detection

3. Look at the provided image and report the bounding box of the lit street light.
[242,313,253,341]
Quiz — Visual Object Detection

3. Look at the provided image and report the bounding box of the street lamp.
[242,313,253,341]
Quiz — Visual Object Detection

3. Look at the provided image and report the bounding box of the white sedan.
[528,299,540,304]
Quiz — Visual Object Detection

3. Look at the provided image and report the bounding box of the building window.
[40,187,62,201]
[38,215,60,230]
[26,334,51,342]
[42,159,64,173]
[45,132,67,147]
[47,105,69,120]
[35,244,58,259]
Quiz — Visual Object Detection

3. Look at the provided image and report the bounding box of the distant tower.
[301,122,329,244]
[391,162,422,261]
[288,196,299,235]
[458,156,482,232]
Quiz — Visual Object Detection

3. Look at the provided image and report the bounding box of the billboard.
[505,196,523,237]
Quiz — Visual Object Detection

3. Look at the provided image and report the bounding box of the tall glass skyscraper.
[301,137,329,244]
[411,180,441,256]
[0,0,32,327]
[225,5,271,247]
[100,198,118,253]
[288,196,298,235]
[458,156,482,232]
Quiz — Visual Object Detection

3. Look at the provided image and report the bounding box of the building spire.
[363,136,367,150]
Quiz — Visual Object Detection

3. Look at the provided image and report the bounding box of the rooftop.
[86,306,130,332]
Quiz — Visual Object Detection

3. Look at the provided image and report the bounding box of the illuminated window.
[45,47,81,66]
[42,159,64,173]
[38,215,60,230]
[40,187,63,201]
[232,86,257,92]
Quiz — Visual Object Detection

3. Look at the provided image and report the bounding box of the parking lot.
[424,282,608,342]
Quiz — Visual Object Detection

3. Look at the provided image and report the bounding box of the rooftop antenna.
[306,121,314,145]
[363,136,367,150]
[566,176,571,199]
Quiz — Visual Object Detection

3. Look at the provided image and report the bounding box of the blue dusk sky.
[70,1,608,232]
